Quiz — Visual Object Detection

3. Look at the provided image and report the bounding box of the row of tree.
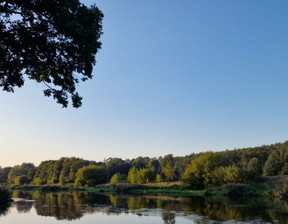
[1,141,288,189]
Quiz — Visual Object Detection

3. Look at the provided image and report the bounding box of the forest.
[0,141,288,190]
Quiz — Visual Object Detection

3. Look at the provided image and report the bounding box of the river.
[0,190,288,223]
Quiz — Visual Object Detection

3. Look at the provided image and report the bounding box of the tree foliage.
[131,157,149,169]
[127,167,139,184]
[263,142,288,176]
[161,154,176,181]
[8,163,36,185]
[2,141,288,188]
[147,159,161,174]
[0,167,11,184]
[105,158,131,177]
[182,152,227,189]
[110,173,127,184]
[0,0,103,107]
[74,165,109,187]
[127,166,155,184]
[14,175,29,185]
[33,157,92,185]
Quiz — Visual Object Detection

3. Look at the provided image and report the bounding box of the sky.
[1,0,288,167]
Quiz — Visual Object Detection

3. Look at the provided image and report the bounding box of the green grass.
[9,179,288,200]
[73,185,115,193]
[130,187,207,196]
[8,183,210,197]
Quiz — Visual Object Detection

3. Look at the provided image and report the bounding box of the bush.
[127,167,139,184]
[127,167,155,184]
[139,168,155,183]
[156,174,163,183]
[110,173,127,184]
[74,165,109,187]
[14,175,29,185]
[33,177,46,186]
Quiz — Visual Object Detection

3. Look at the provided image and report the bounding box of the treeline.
[1,141,288,189]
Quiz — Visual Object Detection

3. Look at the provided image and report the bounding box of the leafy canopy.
[74,165,109,187]
[0,0,103,107]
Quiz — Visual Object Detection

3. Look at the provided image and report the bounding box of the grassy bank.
[10,184,115,193]
[8,177,288,200]
[115,182,208,197]
[9,182,213,197]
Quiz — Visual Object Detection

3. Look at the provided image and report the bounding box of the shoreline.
[9,184,210,197]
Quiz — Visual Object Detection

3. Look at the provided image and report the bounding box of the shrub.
[127,167,139,184]
[182,152,224,189]
[127,167,155,184]
[139,168,155,183]
[33,177,46,186]
[74,165,109,187]
[14,175,29,185]
[156,174,163,183]
[110,173,127,184]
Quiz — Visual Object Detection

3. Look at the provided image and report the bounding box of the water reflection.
[0,202,10,216]
[7,190,288,223]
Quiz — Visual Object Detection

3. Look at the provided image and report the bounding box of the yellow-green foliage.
[14,175,29,185]
[182,152,239,189]
[74,165,109,187]
[8,163,36,185]
[223,166,240,183]
[32,158,91,186]
[139,168,155,183]
[127,167,155,184]
[127,167,139,184]
[110,173,127,184]
[161,154,176,181]
[156,174,163,183]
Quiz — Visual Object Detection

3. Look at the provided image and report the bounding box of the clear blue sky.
[1,0,288,167]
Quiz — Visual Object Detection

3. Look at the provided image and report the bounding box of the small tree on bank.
[110,173,127,184]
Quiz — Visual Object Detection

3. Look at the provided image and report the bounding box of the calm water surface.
[1,190,288,223]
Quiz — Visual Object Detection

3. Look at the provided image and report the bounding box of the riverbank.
[8,182,245,199]
[9,183,208,197]
[7,176,288,200]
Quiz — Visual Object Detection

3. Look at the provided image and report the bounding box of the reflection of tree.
[12,191,33,200]
[162,212,175,224]
[34,192,83,220]
[9,191,288,223]
[109,195,128,209]
[127,196,148,211]
[0,206,9,216]
[183,197,286,223]
[15,201,33,213]
[0,189,12,216]
[0,202,10,216]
